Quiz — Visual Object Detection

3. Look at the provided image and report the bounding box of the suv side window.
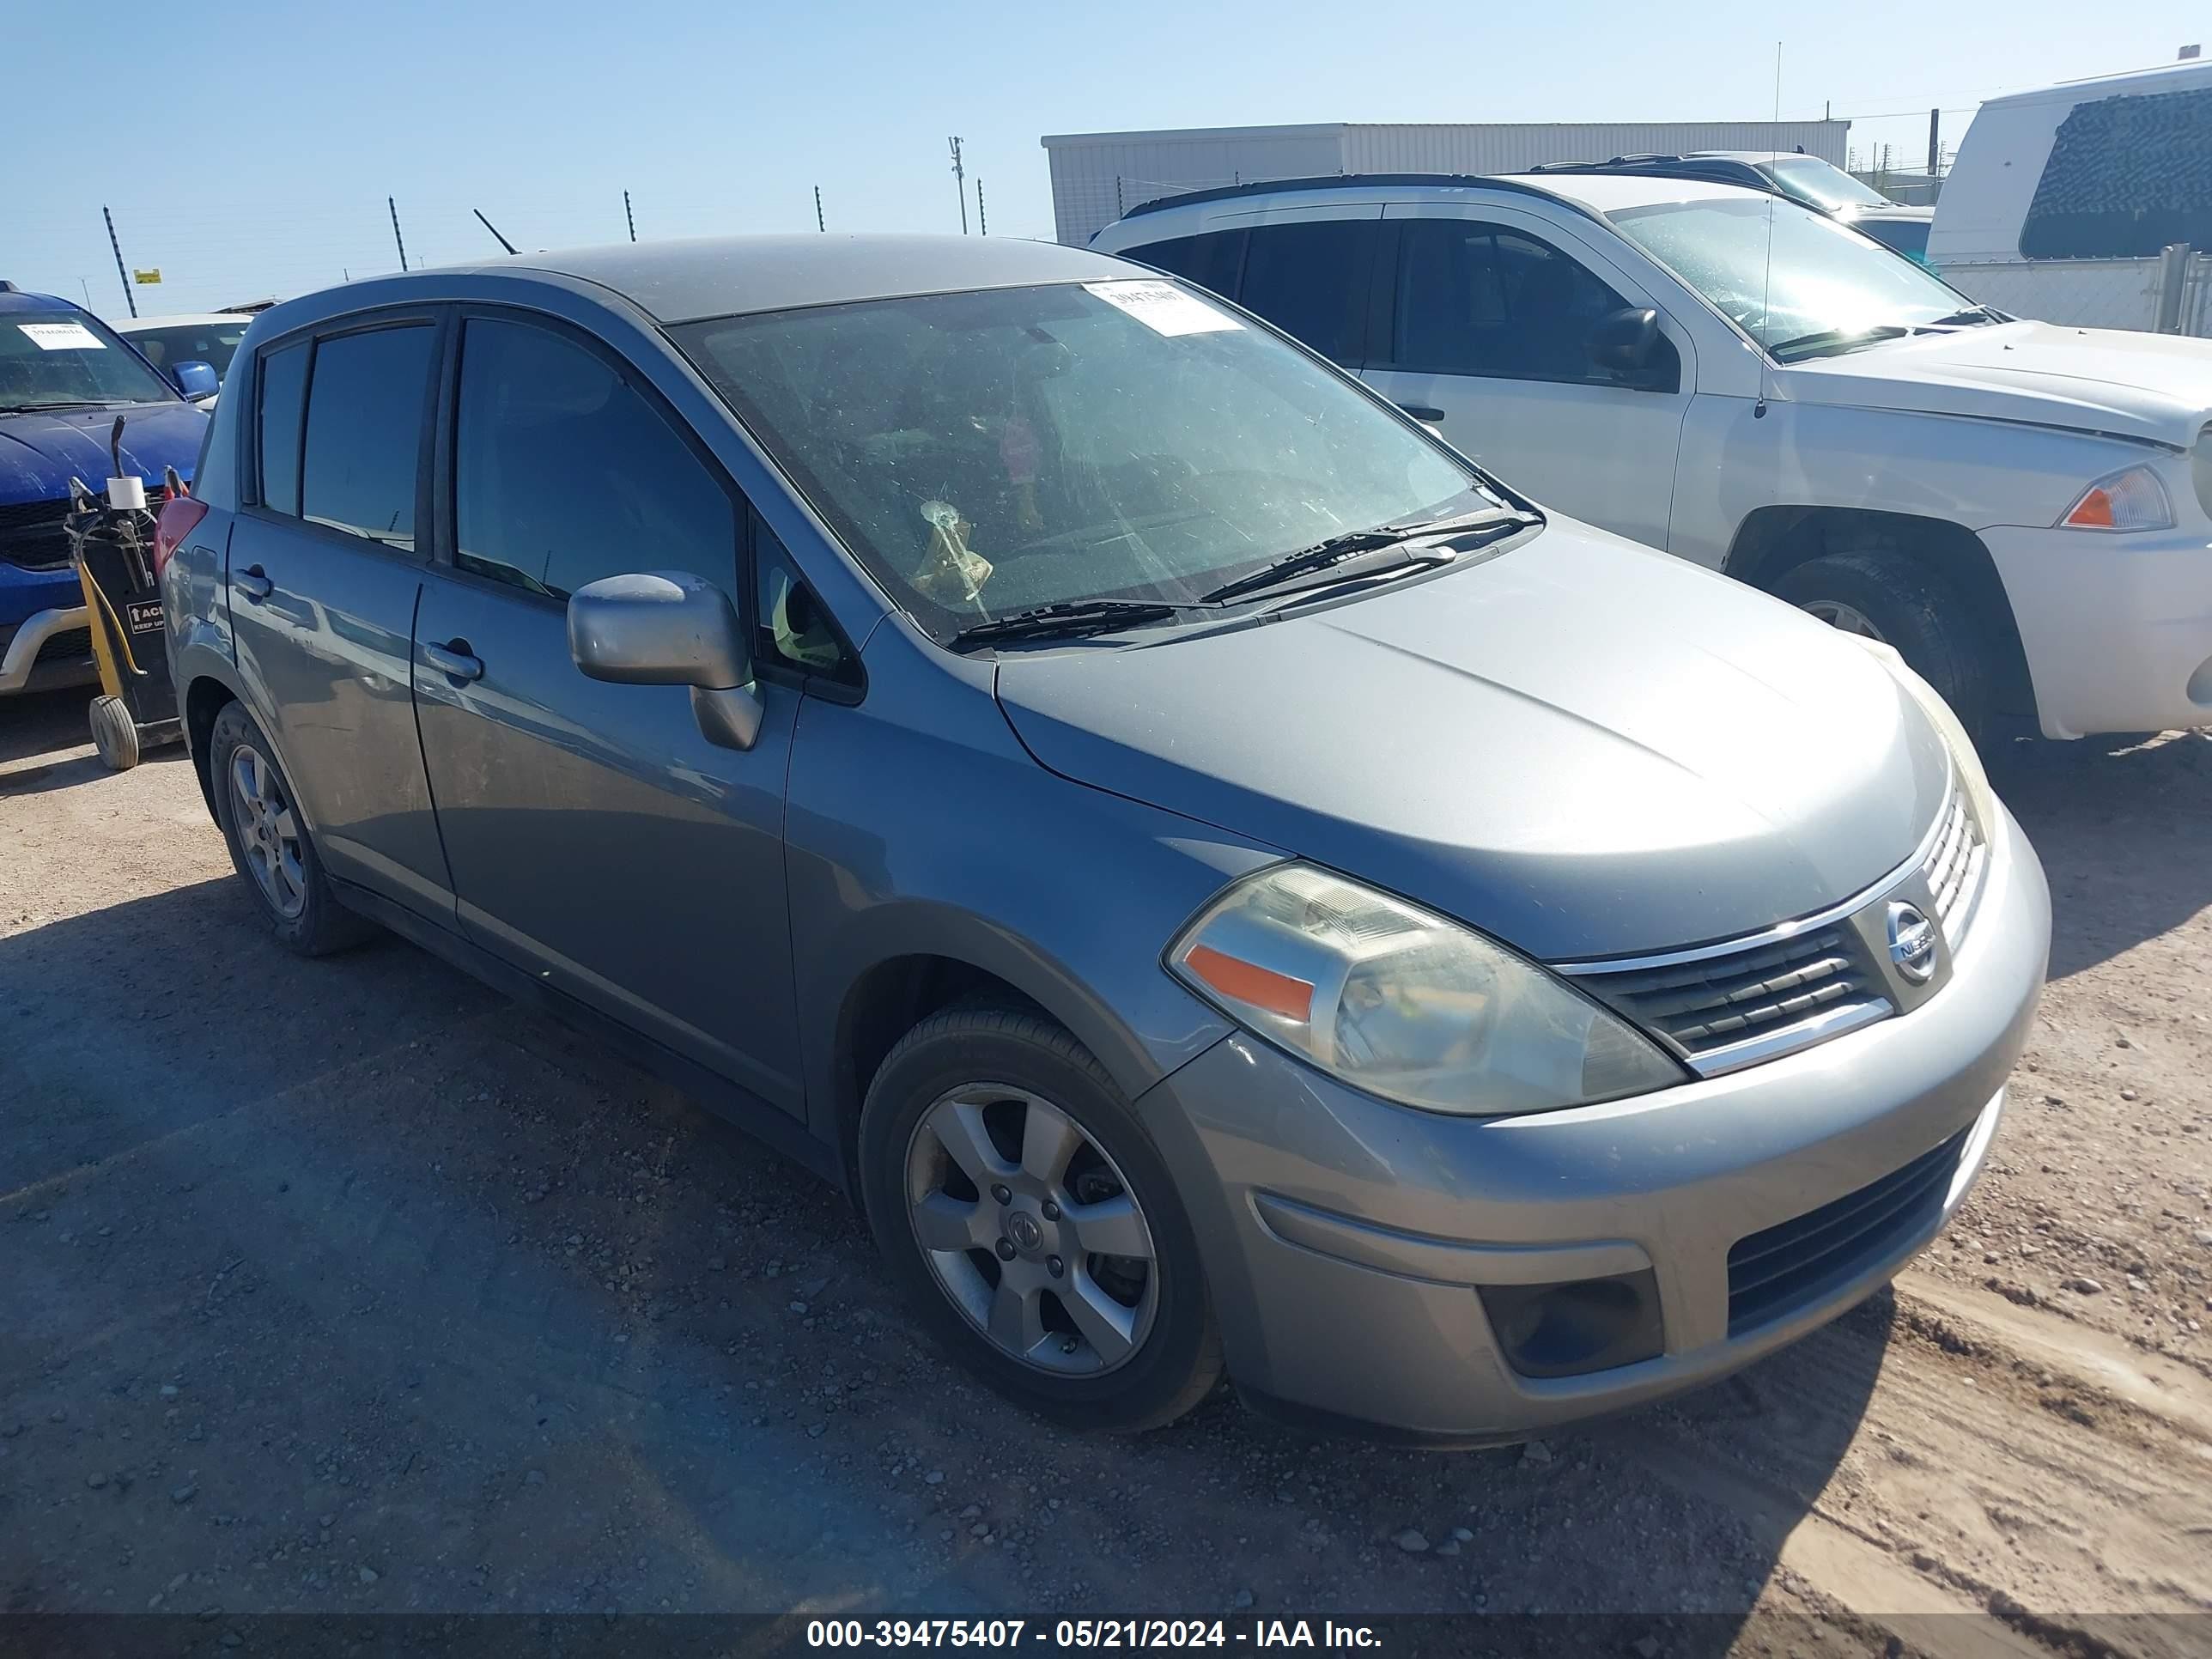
[754,513,860,687]
[453,316,735,602]
[300,325,436,549]
[1389,220,1664,387]
[1124,228,1248,299]
[1236,219,1376,362]
[256,340,309,515]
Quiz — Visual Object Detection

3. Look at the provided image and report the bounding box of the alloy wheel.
[228,742,307,920]
[903,1083,1160,1376]
[1799,598,1888,641]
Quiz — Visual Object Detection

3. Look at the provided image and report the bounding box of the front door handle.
[1395,404,1446,422]
[235,566,273,601]
[422,639,484,682]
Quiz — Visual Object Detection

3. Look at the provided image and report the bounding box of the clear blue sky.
[9,0,2203,317]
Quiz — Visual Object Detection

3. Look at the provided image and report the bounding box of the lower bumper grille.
[1726,1127,1971,1335]
[34,626,91,665]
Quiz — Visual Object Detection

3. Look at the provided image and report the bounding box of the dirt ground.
[3,685,2209,1657]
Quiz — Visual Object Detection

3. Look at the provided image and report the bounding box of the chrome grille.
[1576,927,1880,1063]
[1921,786,1987,945]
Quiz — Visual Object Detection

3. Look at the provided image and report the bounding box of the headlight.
[1856,637,1996,835]
[2057,463,2172,531]
[1166,863,1686,1115]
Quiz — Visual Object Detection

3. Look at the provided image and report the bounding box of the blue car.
[1,283,210,696]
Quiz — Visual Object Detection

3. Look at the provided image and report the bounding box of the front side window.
[128,323,247,378]
[0,308,179,409]
[672,280,1481,643]
[1389,220,1656,385]
[1612,196,1980,360]
[1235,219,1376,362]
[2021,85,2212,259]
[301,325,435,550]
[453,317,736,601]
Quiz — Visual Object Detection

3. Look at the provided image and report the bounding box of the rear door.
[410,310,807,1113]
[1360,204,1694,550]
[224,314,453,919]
[1210,204,1385,370]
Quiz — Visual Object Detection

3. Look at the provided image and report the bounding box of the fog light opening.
[1478,1269,1664,1379]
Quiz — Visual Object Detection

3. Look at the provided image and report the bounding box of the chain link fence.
[1943,252,2212,337]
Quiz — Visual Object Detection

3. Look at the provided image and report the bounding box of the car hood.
[1778,320,2212,448]
[994,522,1952,962]
[0,399,205,506]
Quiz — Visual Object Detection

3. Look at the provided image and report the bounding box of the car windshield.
[1759,156,1893,212]
[672,281,1486,641]
[1609,196,1975,360]
[125,322,246,378]
[0,309,179,408]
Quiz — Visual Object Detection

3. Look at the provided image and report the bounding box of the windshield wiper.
[1768,325,1914,362]
[1199,507,1528,605]
[949,599,1179,649]
[0,399,112,413]
[1924,306,2004,327]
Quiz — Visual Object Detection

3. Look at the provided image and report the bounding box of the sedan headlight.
[2057,463,2172,532]
[1856,636,1996,835]
[1166,863,1686,1115]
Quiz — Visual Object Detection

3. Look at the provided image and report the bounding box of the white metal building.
[1041,120,1851,245]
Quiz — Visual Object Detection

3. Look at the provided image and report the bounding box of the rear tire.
[207,702,375,957]
[858,1001,1223,1432]
[89,696,140,771]
[1775,550,1994,741]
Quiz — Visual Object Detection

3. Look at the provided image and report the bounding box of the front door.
[1361,205,1694,551]
[224,318,454,920]
[411,313,805,1112]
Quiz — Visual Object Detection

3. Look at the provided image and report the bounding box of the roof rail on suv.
[1117,172,1572,222]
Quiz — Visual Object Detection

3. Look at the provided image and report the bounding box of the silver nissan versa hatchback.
[161,234,2050,1443]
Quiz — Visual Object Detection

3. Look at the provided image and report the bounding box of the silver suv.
[161,234,2049,1442]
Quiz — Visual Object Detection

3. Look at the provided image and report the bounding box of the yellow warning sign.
[133,268,162,284]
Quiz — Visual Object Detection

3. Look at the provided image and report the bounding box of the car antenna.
[1755,40,1781,419]
[473,209,520,256]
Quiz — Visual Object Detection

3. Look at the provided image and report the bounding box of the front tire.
[859,1002,1223,1431]
[207,702,374,957]
[1775,550,1994,740]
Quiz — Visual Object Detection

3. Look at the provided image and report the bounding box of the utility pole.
[102,206,136,318]
[1926,108,1941,180]
[388,196,409,272]
[623,190,636,242]
[976,178,987,236]
[814,185,825,233]
[949,137,968,234]
[79,277,91,306]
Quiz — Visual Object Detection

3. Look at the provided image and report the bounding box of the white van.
[1929,59,2212,334]
[1092,173,2212,743]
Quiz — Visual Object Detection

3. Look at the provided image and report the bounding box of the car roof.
[421,234,1139,325]
[115,313,255,330]
[1103,170,1767,237]
[1493,172,1767,213]
[0,287,82,316]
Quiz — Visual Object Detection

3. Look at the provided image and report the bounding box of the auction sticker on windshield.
[1084,281,1241,337]
[18,322,106,351]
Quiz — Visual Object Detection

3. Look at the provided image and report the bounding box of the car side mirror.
[567,570,762,751]
[172,361,219,399]
[1586,307,1662,378]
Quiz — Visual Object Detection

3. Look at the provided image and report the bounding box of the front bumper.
[0,604,95,696]
[1133,805,2050,1443]
[1980,523,2212,738]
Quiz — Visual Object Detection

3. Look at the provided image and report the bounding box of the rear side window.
[1236,219,1376,362]
[256,341,308,515]
[453,316,736,602]
[2021,85,2212,259]
[301,325,434,549]
[1123,229,1248,298]
[1387,220,1665,387]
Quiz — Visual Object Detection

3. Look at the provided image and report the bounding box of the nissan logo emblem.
[1887,901,1939,984]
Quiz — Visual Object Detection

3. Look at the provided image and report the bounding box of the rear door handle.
[235,566,273,601]
[422,640,484,682]
[1395,404,1446,422]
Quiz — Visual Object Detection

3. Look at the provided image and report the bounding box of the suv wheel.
[859,1002,1223,1431]
[1775,551,1993,739]
[207,702,374,957]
